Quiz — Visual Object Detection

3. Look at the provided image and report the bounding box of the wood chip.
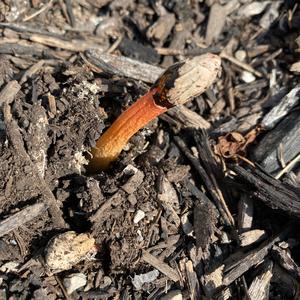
[29,34,106,52]
[0,202,48,237]
[223,226,291,287]
[147,13,176,45]
[239,229,267,247]
[206,1,239,45]
[142,250,180,282]
[19,59,45,85]
[254,111,300,174]
[238,194,253,233]
[0,80,21,107]
[85,49,164,83]
[167,105,210,129]
[272,245,300,281]
[185,260,201,300]
[121,166,144,194]
[248,260,273,300]
[203,265,225,292]
[45,231,96,273]
[261,86,300,130]
[231,164,300,217]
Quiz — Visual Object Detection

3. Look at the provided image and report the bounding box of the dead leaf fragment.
[214,128,260,161]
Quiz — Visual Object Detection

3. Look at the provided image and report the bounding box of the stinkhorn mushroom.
[88,53,221,172]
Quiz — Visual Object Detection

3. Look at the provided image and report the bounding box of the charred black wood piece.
[0,43,55,59]
[272,245,300,282]
[252,111,300,174]
[230,164,300,218]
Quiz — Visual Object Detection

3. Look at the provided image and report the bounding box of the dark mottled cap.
[152,53,221,107]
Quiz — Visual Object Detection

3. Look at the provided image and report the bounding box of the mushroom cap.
[152,53,221,107]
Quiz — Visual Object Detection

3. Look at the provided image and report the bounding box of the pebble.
[235,50,246,62]
[220,232,231,244]
[134,209,146,224]
[241,71,256,83]
[136,229,143,242]
[181,212,193,236]
[132,270,159,290]
[63,273,87,295]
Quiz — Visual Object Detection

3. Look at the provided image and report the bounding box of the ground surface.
[0,0,300,299]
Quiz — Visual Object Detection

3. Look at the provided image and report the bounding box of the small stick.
[107,34,123,54]
[220,52,263,77]
[278,143,286,169]
[275,153,300,179]
[23,0,54,22]
[85,49,164,83]
[0,203,48,237]
[0,80,21,107]
[29,34,106,52]
[142,250,180,282]
[19,60,45,85]
[156,46,220,56]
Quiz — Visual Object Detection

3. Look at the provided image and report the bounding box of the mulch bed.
[0,0,300,299]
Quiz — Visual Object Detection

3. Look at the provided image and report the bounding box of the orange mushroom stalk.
[88,53,221,172]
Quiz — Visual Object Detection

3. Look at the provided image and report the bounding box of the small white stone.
[181,212,193,236]
[160,290,183,300]
[133,210,145,224]
[241,71,256,83]
[63,273,87,295]
[132,270,159,290]
[136,229,143,242]
[10,239,17,246]
[235,50,246,62]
